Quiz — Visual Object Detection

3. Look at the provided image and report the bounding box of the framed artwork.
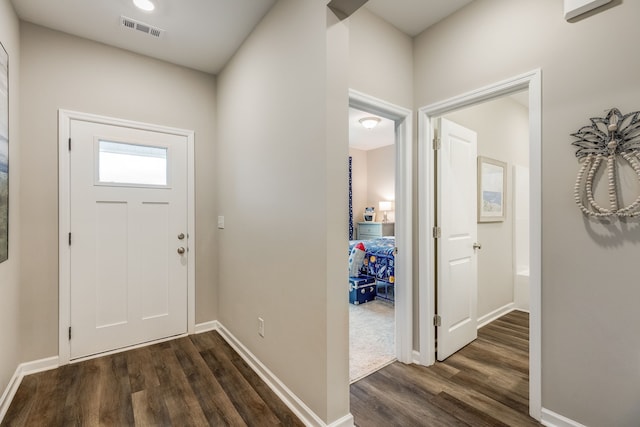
[478,156,506,223]
[0,42,7,263]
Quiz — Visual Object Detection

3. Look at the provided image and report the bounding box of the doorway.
[348,106,396,381]
[418,70,542,419]
[58,110,196,364]
[348,90,413,372]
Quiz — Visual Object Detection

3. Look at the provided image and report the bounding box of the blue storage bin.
[349,276,376,305]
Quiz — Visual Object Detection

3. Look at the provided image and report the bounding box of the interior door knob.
[473,242,482,250]
[177,247,185,255]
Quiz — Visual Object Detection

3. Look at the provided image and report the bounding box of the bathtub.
[514,268,530,312]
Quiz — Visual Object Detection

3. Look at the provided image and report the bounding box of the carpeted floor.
[349,299,395,383]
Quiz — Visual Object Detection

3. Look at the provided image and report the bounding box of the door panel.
[70,119,188,359]
[437,118,478,361]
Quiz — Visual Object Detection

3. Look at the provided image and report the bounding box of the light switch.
[217,216,225,229]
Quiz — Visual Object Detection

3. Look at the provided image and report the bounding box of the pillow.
[348,242,366,277]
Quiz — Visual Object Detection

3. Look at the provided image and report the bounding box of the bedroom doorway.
[348,90,413,382]
[418,70,542,419]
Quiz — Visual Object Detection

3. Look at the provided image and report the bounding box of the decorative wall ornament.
[572,108,640,218]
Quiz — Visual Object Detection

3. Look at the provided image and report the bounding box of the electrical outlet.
[258,317,265,337]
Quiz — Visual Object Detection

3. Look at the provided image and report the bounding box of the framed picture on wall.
[0,41,8,263]
[477,156,506,223]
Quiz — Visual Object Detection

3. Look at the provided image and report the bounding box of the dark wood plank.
[206,332,305,427]
[150,345,211,426]
[199,348,283,426]
[62,359,101,425]
[1,375,38,426]
[351,311,542,427]
[1,332,303,427]
[172,337,247,426]
[22,365,73,426]
[97,353,136,426]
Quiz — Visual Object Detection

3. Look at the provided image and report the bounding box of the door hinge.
[68,326,72,340]
[434,315,441,327]
[433,130,441,150]
[432,226,441,239]
[68,138,71,151]
[68,232,72,246]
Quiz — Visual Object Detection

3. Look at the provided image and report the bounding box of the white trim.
[0,356,59,423]
[326,414,355,427]
[411,350,422,365]
[417,69,542,420]
[58,109,196,364]
[477,303,515,329]
[195,320,220,334]
[541,408,587,427]
[348,89,413,364]
[217,323,354,427]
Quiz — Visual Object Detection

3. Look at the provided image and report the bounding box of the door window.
[97,140,168,186]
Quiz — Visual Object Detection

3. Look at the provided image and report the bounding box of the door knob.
[178,233,185,240]
[177,247,186,255]
[473,242,482,250]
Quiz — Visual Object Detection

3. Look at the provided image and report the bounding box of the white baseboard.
[216,323,354,427]
[195,320,220,334]
[412,349,422,365]
[477,302,515,329]
[327,413,355,427]
[0,356,59,423]
[541,408,587,427]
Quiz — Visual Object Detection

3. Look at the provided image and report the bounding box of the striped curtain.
[349,156,354,240]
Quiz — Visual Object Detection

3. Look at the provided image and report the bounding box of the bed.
[348,236,395,302]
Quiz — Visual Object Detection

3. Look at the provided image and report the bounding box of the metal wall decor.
[572,108,640,218]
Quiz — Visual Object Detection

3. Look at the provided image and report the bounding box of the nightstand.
[357,222,394,240]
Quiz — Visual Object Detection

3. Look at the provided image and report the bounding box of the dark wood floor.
[2,331,304,427]
[351,310,541,427]
[4,311,539,427]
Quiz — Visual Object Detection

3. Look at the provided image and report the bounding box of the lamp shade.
[379,201,393,212]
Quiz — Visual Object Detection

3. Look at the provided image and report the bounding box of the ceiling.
[349,108,395,151]
[10,0,473,74]
[365,0,473,36]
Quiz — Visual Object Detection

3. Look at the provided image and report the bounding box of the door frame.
[349,89,413,363]
[58,109,196,364]
[417,69,542,420]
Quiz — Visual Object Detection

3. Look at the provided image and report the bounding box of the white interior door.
[436,118,478,361]
[69,119,188,359]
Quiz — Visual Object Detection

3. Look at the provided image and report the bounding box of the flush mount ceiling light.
[359,117,381,129]
[133,0,155,12]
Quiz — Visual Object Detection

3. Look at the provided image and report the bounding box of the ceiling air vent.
[120,16,164,39]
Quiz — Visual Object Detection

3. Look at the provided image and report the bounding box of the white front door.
[436,118,478,361]
[69,119,188,360]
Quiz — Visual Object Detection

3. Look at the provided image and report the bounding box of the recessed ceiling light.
[133,0,155,12]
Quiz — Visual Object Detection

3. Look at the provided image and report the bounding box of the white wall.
[18,23,218,362]
[445,97,528,320]
[350,144,395,229]
[366,144,395,221]
[348,8,413,109]
[216,0,349,423]
[415,1,640,425]
[0,0,20,403]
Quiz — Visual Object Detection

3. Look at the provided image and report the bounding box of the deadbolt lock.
[178,233,185,240]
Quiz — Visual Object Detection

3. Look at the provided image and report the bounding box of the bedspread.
[348,237,395,285]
